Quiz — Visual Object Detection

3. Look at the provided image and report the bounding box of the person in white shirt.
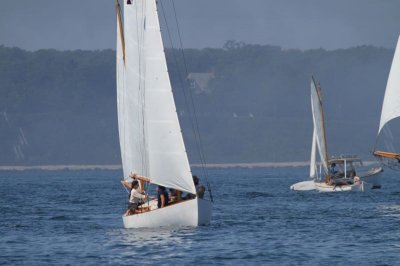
[121,180,147,216]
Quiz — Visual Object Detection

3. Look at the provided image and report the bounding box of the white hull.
[314,181,364,192]
[122,198,212,228]
[292,167,383,192]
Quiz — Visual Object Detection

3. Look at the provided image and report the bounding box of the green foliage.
[0,43,393,165]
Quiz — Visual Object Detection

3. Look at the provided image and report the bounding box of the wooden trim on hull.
[122,198,212,228]
[373,151,400,159]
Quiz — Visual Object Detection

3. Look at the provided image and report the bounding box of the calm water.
[1,167,400,265]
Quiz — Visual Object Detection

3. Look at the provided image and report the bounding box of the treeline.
[0,43,393,165]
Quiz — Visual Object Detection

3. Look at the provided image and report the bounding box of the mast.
[312,76,331,183]
[116,0,125,63]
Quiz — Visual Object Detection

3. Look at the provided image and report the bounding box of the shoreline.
[0,161,378,171]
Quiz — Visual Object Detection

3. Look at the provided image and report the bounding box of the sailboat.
[373,35,400,170]
[291,77,382,192]
[115,0,212,228]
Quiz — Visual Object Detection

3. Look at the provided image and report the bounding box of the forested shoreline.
[0,43,393,164]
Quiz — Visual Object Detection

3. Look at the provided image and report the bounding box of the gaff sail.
[310,78,329,178]
[374,35,400,165]
[377,36,400,135]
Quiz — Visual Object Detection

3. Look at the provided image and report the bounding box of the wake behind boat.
[291,77,382,192]
[115,0,212,228]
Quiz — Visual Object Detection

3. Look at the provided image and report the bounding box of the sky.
[0,0,399,51]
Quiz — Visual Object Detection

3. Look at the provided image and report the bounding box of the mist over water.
[1,168,399,265]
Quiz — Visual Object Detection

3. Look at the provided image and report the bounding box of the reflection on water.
[119,227,194,246]
[105,227,198,260]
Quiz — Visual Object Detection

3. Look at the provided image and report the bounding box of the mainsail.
[310,78,329,177]
[377,35,400,135]
[116,0,195,194]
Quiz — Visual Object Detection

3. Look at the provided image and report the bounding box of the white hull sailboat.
[116,0,212,228]
[291,77,382,192]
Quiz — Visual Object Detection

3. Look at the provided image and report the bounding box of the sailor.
[185,175,206,199]
[157,185,169,208]
[193,175,205,199]
[169,188,182,202]
[330,163,337,176]
[121,180,147,216]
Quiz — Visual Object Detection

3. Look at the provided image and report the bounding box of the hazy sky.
[1,0,399,51]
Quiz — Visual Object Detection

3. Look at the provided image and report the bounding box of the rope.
[121,180,129,213]
[159,0,213,202]
[170,0,213,202]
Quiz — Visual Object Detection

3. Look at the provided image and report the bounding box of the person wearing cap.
[121,179,147,216]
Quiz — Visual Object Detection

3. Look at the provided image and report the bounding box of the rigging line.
[134,1,147,180]
[140,1,150,194]
[160,0,209,183]
[121,179,129,212]
[169,0,213,201]
[142,1,150,187]
[167,0,213,201]
[169,0,209,174]
[157,2,201,158]
[143,4,149,180]
[158,0,209,190]
[169,0,208,173]
[373,124,382,152]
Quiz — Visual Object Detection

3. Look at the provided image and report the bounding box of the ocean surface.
[1,167,400,265]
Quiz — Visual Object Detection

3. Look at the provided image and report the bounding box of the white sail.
[117,0,146,182]
[117,0,195,194]
[116,3,128,179]
[378,35,400,135]
[310,79,329,175]
[309,128,317,178]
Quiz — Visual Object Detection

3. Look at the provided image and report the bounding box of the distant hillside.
[0,43,393,165]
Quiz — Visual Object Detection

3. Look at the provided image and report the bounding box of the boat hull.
[314,181,363,192]
[122,198,212,228]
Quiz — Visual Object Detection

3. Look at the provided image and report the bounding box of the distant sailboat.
[116,0,212,228]
[291,77,382,192]
[373,35,400,170]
